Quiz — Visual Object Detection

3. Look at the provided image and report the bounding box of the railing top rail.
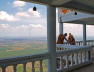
[56,45,92,57]
[64,40,94,44]
[0,52,49,66]
[56,44,92,49]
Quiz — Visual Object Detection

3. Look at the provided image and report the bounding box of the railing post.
[40,60,43,72]
[84,51,87,61]
[88,50,91,61]
[23,63,27,72]
[80,52,83,63]
[65,55,69,68]
[71,54,74,66]
[13,64,17,72]
[60,56,65,69]
[79,42,80,46]
[32,61,35,72]
[86,51,89,61]
[75,53,78,65]
[47,6,57,72]
[83,51,86,62]
[2,66,6,72]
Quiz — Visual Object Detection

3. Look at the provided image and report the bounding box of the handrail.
[0,52,49,72]
[0,52,49,67]
[63,40,94,46]
[56,45,91,55]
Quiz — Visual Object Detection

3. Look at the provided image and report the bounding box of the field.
[0,39,48,58]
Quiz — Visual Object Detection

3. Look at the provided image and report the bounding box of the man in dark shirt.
[57,33,68,44]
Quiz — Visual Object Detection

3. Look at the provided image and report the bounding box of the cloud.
[16,8,41,19]
[30,24,45,28]
[0,24,10,29]
[13,1,26,7]
[0,24,46,37]
[0,9,41,22]
[16,12,30,18]
[0,11,19,21]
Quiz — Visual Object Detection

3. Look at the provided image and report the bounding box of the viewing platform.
[0,0,94,72]
[0,40,94,72]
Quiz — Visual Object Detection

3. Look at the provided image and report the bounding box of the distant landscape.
[0,37,47,58]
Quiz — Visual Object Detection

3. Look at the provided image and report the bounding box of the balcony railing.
[56,44,92,72]
[63,40,94,46]
[0,40,93,72]
[0,53,49,72]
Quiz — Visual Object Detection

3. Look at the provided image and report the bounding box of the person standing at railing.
[56,33,71,69]
[57,33,68,44]
[68,33,75,45]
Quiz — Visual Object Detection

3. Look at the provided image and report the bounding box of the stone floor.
[72,63,94,72]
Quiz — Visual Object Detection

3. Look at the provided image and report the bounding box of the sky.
[0,0,94,39]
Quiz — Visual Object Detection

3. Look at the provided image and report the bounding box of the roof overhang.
[21,0,94,14]
[64,17,94,25]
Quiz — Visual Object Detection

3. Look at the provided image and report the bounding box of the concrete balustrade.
[0,53,49,72]
[56,44,92,72]
[58,40,94,47]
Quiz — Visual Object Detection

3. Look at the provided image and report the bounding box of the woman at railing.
[68,33,76,45]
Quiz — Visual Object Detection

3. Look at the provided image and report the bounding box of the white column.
[47,6,57,72]
[59,22,63,34]
[83,24,86,45]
